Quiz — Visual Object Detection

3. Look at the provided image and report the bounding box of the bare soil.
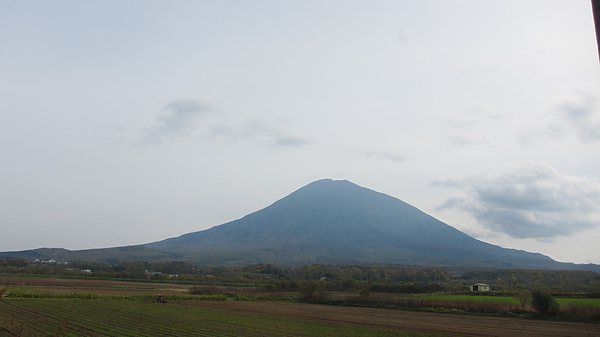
[186,301,600,337]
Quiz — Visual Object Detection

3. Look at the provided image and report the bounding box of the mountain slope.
[143,179,561,267]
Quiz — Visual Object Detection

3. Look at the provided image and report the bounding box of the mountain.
[2,179,598,270]
[141,179,561,267]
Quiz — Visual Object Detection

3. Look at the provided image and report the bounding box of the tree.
[530,289,559,315]
[359,288,371,300]
[342,278,359,291]
[299,280,327,300]
[515,290,530,312]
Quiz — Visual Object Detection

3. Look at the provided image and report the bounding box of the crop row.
[3,300,233,336]
[0,301,65,336]
[1,299,320,336]
[5,287,230,302]
[0,299,416,337]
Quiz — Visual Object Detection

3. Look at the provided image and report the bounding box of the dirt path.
[188,301,600,337]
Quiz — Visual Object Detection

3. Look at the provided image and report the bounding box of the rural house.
[470,283,490,292]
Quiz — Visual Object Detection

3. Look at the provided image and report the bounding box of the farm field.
[0,275,191,296]
[0,299,424,337]
[1,275,600,336]
[3,299,600,337]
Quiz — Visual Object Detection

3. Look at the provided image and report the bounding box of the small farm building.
[470,283,490,292]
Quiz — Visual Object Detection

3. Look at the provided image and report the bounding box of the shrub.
[530,289,559,315]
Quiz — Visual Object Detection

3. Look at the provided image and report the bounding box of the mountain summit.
[143,179,558,267]
[1,179,588,269]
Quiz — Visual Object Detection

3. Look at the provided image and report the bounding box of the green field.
[0,299,435,337]
[417,294,600,307]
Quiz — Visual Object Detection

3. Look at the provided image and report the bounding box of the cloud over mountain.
[435,162,600,239]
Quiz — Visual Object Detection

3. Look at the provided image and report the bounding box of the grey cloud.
[524,92,600,144]
[141,99,215,145]
[140,100,308,147]
[273,134,308,147]
[436,162,600,238]
[162,100,212,114]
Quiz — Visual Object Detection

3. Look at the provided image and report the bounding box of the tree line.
[1,258,599,294]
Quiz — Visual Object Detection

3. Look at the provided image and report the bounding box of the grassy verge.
[417,294,600,307]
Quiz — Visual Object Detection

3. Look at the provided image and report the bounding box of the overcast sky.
[2,0,599,264]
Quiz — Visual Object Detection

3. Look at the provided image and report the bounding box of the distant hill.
[2,179,599,271]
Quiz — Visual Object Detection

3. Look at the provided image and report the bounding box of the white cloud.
[435,162,600,239]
